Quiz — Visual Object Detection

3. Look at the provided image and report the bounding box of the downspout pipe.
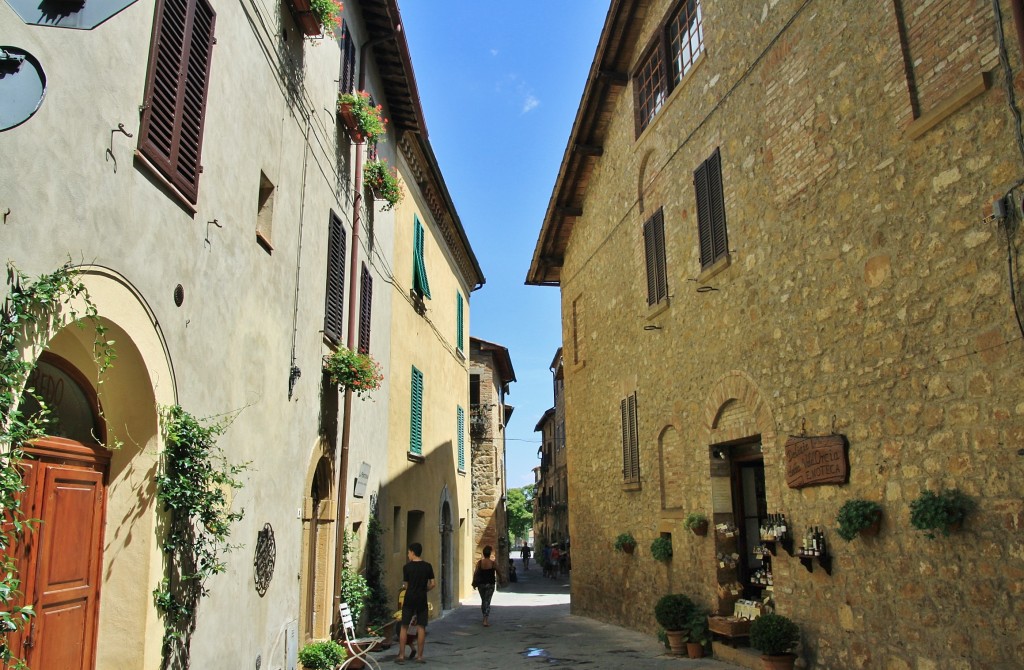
[332,20,403,628]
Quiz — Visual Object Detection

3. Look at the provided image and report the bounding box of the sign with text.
[784,435,849,488]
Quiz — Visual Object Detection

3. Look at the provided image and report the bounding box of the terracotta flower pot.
[664,630,686,655]
[622,543,635,554]
[337,102,364,143]
[860,511,882,537]
[686,642,704,658]
[761,653,797,670]
[691,521,708,536]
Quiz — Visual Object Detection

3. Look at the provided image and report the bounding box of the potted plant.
[363,158,403,211]
[324,347,383,398]
[684,512,709,536]
[650,535,673,562]
[836,499,882,541]
[750,612,799,670]
[613,532,637,554]
[337,90,388,145]
[654,593,695,655]
[298,640,346,670]
[910,488,974,539]
[288,0,342,37]
[685,607,710,659]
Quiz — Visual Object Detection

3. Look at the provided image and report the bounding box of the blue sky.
[398,3,608,488]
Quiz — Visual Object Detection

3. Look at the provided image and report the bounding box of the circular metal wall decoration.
[174,284,185,307]
[0,47,46,132]
[253,523,276,597]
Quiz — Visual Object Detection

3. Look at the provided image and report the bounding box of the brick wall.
[558,0,1024,667]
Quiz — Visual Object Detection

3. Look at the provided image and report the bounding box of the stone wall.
[559,0,1024,667]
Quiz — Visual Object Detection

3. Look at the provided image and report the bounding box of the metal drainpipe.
[332,22,402,628]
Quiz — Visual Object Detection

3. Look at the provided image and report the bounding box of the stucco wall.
[0,0,391,666]
[383,156,474,615]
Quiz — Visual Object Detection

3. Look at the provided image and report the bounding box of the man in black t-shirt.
[398,542,435,663]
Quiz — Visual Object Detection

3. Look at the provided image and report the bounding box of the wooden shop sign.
[784,435,849,488]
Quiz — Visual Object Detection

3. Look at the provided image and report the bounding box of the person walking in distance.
[398,543,435,663]
[475,546,497,627]
[521,543,531,570]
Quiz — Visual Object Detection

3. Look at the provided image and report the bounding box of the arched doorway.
[301,455,334,641]
[438,489,453,611]
[9,354,109,670]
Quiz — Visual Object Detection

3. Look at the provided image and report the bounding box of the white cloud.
[522,95,540,114]
[490,49,499,56]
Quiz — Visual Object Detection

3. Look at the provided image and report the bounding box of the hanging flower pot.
[337,90,388,145]
[288,0,342,37]
[324,347,383,398]
[363,158,403,211]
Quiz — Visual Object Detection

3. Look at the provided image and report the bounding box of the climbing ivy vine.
[0,261,114,669]
[154,405,248,670]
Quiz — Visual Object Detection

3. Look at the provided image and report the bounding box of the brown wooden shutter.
[643,208,668,305]
[339,21,356,95]
[358,263,372,354]
[621,393,639,483]
[139,0,216,204]
[708,148,728,262]
[695,148,728,268]
[620,397,630,478]
[324,213,346,344]
[643,217,658,305]
[694,159,714,267]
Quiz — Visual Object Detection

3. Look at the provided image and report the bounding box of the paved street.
[366,559,738,669]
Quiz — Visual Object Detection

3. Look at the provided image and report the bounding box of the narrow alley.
[368,559,737,669]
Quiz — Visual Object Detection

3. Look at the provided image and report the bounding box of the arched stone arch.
[36,266,174,670]
[657,424,686,511]
[637,148,656,214]
[702,370,778,450]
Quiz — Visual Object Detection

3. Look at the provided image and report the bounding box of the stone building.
[0,0,478,667]
[528,0,1024,668]
[469,336,516,582]
[534,348,570,549]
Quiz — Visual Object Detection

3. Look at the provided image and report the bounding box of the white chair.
[338,603,384,670]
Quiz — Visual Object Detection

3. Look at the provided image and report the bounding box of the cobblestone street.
[368,559,738,669]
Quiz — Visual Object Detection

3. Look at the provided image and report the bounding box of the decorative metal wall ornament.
[253,523,276,597]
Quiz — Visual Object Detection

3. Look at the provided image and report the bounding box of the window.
[571,296,581,365]
[457,405,465,472]
[412,215,432,299]
[256,172,275,253]
[358,263,372,354]
[643,208,668,306]
[620,392,640,484]
[324,213,347,344]
[456,292,464,353]
[694,148,728,269]
[138,0,217,205]
[633,0,704,135]
[410,366,423,455]
[339,20,356,95]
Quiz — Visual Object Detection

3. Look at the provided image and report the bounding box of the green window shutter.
[456,292,464,351]
[413,216,432,300]
[410,367,423,455]
[457,405,465,471]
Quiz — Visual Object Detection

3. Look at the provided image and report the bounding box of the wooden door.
[27,463,105,669]
[10,442,107,670]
